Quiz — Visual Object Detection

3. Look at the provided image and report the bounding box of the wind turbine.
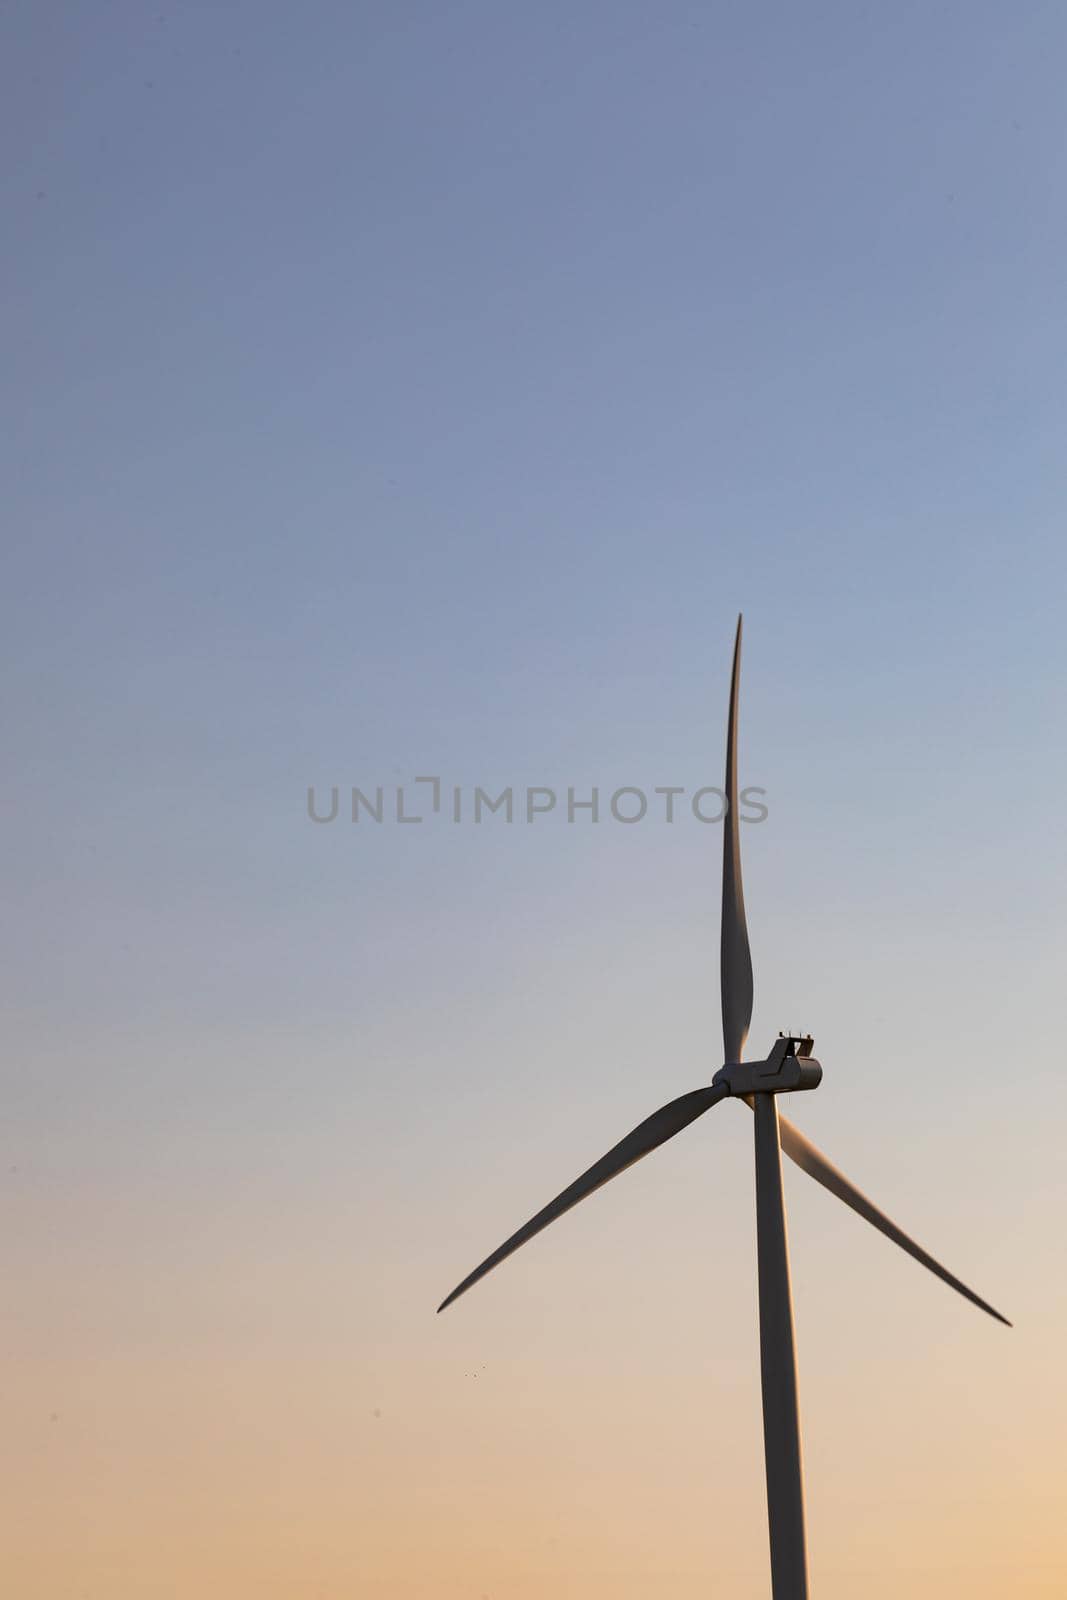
[437,615,1009,1599]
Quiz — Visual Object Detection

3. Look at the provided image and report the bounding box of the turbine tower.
[438,615,1009,1599]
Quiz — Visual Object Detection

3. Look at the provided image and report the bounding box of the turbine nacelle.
[714,1034,822,1097]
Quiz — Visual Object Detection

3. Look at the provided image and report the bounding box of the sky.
[3,2,1067,1595]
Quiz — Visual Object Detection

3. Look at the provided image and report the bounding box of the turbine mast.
[754,1093,809,1599]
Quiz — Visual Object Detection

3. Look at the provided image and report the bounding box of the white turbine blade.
[721,614,754,1064]
[776,1114,1011,1327]
[438,1085,728,1312]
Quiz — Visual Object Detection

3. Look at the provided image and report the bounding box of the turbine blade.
[438,1085,728,1312]
[722,614,753,1064]
[776,1114,1011,1327]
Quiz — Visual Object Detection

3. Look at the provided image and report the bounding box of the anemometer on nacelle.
[713,1034,822,1098]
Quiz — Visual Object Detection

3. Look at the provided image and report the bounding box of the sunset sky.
[4,3,1067,1596]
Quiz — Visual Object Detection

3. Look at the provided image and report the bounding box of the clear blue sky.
[3,6,1066,1596]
